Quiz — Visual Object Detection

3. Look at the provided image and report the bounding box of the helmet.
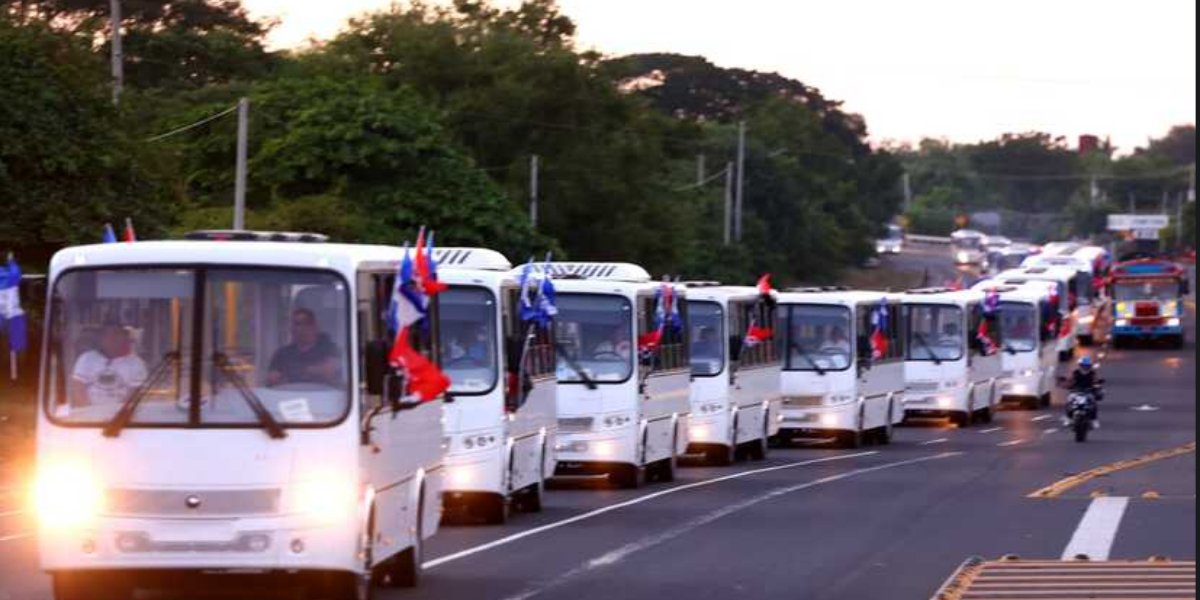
[1078,356,1093,371]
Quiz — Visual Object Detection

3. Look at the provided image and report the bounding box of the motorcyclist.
[1063,355,1103,428]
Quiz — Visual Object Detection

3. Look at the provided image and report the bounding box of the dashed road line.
[1042,427,1059,435]
[979,427,1004,434]
[998,440,1025,447]
[920,438,949,445]
[1061,496,1129,560]
[423,450,879,569]
[1031,414,1053,422]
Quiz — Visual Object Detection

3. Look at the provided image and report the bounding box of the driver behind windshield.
[71,322,148,406]
[820,325,851,354]
[267,308,341,387]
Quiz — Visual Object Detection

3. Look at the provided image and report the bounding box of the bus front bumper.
[902,387,968,417]
[552,428,638,473]
[1112,322,1182,338]
[778,402,857,435]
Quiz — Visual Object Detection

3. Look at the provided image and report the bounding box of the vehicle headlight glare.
[32,461,103,530]
[1164,301,1178,315]
[1116,319,1128,327]
[1168,318,1180,327]
[293,475,358,523]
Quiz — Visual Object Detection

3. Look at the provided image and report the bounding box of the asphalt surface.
[0,244,1193,600]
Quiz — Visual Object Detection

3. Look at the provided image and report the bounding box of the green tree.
[0,15,176,265]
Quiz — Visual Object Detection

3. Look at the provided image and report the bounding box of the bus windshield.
[1112,280,1181,301]
[553,293,633,384]
[907,305,964,361]
[999,302,1037,352]
[783,304,852,372]
[994,253,1029,271]
[687,301,724,377]
[438,287,498,394]
[45,267,351,428]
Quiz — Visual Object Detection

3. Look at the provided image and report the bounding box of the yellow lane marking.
[1027,442,1196,499]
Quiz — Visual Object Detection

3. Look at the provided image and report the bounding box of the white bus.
[1020,253,1111,345]
[777,290,906,448]
[900,288,1003,427]
[980,267,1077,361]
[544,263,691,488]
[434,248,556,524]
[683,283,782,464]
[951,229,988,267]
[987,284,1058,409]
[33,232,443,600]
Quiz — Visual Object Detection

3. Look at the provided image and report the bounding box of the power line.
[145,104,239,142]
[673,164,730,191]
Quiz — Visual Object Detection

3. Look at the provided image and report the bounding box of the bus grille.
[106,489,281,517]
[557,417,594,433]
[782,396,823,407]
[906,381,939,393]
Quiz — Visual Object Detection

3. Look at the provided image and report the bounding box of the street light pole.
[233,97,249,230]
[110,0,123,106]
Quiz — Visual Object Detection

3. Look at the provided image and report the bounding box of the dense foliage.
[1,0,1193,283]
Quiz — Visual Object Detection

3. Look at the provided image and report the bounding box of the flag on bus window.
[387,232,450,402]
[976,288,999,355]
[869,298,889,359]
[0,256,27,354]
[517,257,557,327]
[757,273,773,296]
[102,223,118,244]
[122,218,136,243]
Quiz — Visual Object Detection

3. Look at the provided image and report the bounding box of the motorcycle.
[1065,388,1098,442]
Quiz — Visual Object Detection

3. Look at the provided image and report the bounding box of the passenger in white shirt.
[71,324,148,407]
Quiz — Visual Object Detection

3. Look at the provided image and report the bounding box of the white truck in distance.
[542,263,691,488]
[683,283,782,464]
[34,233,444,600]
[434,248,557,524]
[776,289,906,447]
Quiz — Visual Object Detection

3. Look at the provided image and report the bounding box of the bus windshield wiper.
[552,340,598,390]
[103,351,180,438]
[789,341,826,376]
[912,333,943,365]
[213,352,287,439]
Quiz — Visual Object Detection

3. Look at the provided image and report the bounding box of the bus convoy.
[26,231,1187,598]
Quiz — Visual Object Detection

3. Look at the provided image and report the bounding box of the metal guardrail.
[906,234,953,244]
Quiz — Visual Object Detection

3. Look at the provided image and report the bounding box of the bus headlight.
[1019,369,1036,378]
[1116,302,1128,315]
[1116,319,1128,327]
[32,461,103,530]
[1078,315,1094,325]
[937,396,954,408]
[462,434,498,450]
[293,475,358,524]
[956,252,969,262]
[1168,318,1181,327]
[1164,301,1179,315]
[601,414,633,429]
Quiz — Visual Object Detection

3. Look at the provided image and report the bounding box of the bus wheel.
[653,429,679,481]
[481,493,509,525]
[612,463,643,489]
[746,418,769,460]
[1172,334,1186,349]
[1040,392,1052,408]
[382,493,423,588]
[53,572,132,600]
[976,405,994,424]
[877,401,895,444]
[950,410,970,428]
[518,444,547,513]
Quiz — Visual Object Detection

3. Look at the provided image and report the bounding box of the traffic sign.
[1133,228,1160,240]
[1107,214,1169,231]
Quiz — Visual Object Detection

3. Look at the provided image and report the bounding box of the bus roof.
[1021,254,1093,273]
[776,289,894,307]
[541,262,652,283]
[48,240,410,278]
[433,247,513,272]
[899,288,983,305]
[685,285,765,304]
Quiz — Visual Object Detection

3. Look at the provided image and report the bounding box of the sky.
[241,0,1196,153]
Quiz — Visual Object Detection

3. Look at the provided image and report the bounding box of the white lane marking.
[979,427,1004,434]
[998,439,1025,447]
[0,532,30,542]
[1061,496,1130,560]
[920,438,949,445]
[1042,427,1059,434]
[423,450,879,569]
[498,452,963,600]
[1032,415,1053,422]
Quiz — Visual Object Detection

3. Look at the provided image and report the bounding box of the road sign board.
[1133,228,1160,240]
[1107,214,1169,231]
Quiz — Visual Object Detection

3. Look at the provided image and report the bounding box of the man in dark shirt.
[267,308,341,387]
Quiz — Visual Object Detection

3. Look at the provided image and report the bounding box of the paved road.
[0,249,1192,600]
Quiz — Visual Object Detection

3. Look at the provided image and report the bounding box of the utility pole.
[529,154,540,228]
[109,0,123,106]
[723,162,733,245]
[232,97,249,230]
[1177,191,1185,248]
[1189,163,1196,203]
[734,121,746,242]
[1089,175,1099,208]
[902,171,913,213]
[696,154,706,186]
[1128,191,1135,214]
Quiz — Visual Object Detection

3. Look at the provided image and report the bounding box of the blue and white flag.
[101,223,118,244]
[387,244,428,338]
[0,256,28,353]
[518,257,556,327]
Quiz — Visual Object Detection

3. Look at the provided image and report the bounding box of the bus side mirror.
[365,340,389,396]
